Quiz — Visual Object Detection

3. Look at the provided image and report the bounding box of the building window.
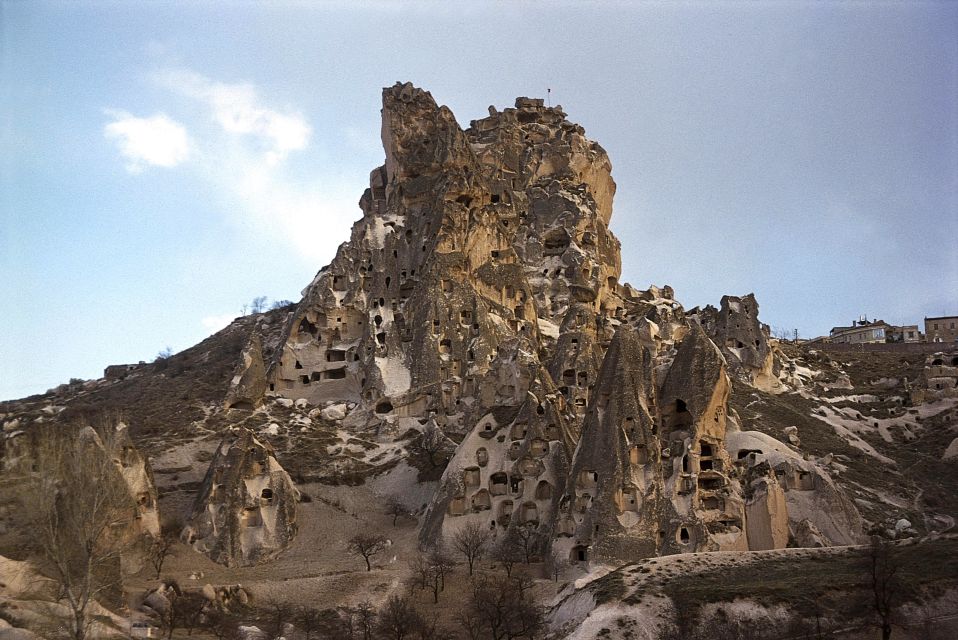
[934,323,939,330]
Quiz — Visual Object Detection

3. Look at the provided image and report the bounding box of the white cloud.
[107,66,359,263]
[201,314,236,332]
[103,110,191,173]
[156,67,356,262]
[156,69,311,165]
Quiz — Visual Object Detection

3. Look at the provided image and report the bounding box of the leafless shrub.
[347,533,388,571]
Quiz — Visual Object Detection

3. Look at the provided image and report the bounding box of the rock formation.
[103,423,161,539]
[183,428,299,567]
[224,335,269,411]
[0,83,865,576]
[2,421,159,541]
[694,293,786,393]
[726,430,864,547]
[249,83,862,562]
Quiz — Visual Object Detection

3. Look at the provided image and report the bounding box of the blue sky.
[2,1,956,399]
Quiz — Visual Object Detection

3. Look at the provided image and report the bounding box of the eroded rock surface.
[183,428,299,567]
[251,83,862,563]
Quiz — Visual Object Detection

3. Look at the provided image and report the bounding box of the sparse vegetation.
[147,518,181,579]
[459,572,543,640]
[452,520,493,575]
[385,495,409,526]
[22,416,139,640]
[347,533,389,571]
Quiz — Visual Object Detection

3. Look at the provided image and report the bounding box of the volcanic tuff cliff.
[221,82,862,564]
[4,82,958,640]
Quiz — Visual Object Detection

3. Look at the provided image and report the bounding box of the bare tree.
[205,608,240,640]
[417,616,453,640]
[456,608,486,640]
[270,299,294,310]
[22,419,140,640]
[410,554,435,600]
[771,326,799,342]
[263,598,295,638]
[453,521,492,576]
[868,537,900,640]
[175,592,206,636]
[376,595,422,640]
[409,547,454,604]
[296,606,323,640]
[148,528,177,580]
[385,495,408,526]
[429,546,454,592]
[466,574,543,640]
[543,549,565,583]
[157,580,183,640]
[347,533,389,571]
[493,538,522,577]
[356,600,376,640]
[512,523,541,564]
[251,296,268,314]
[336,605,359,639]
[158,581,206,640]
[312,608,351,640]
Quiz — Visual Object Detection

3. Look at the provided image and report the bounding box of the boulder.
[321,403,348,421]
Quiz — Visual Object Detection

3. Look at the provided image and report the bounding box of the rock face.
[102,423,161,539]
[726,430,864,547]
[183,429,299,567]
[694,293,785,393]
[241,82,861,563]
[224,335,268,411]
[2,422,159,541]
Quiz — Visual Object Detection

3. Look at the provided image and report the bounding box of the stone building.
[925,315,958,343]
[887,324,920,343]
[829,319,889,344]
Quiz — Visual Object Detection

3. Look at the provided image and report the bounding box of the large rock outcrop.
[0,419,158,583]
[242,82,861,563]
[694,293,785,393]
[103,423,160,539]
[183,429,299,566]
[224,335,268,411]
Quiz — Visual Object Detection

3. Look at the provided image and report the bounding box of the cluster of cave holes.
[454,469,554,523]
[571,470,598,515]
[299,366,347,385]
[698,442,722,472]
[561,369,590,388]
[297,317,320,342]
